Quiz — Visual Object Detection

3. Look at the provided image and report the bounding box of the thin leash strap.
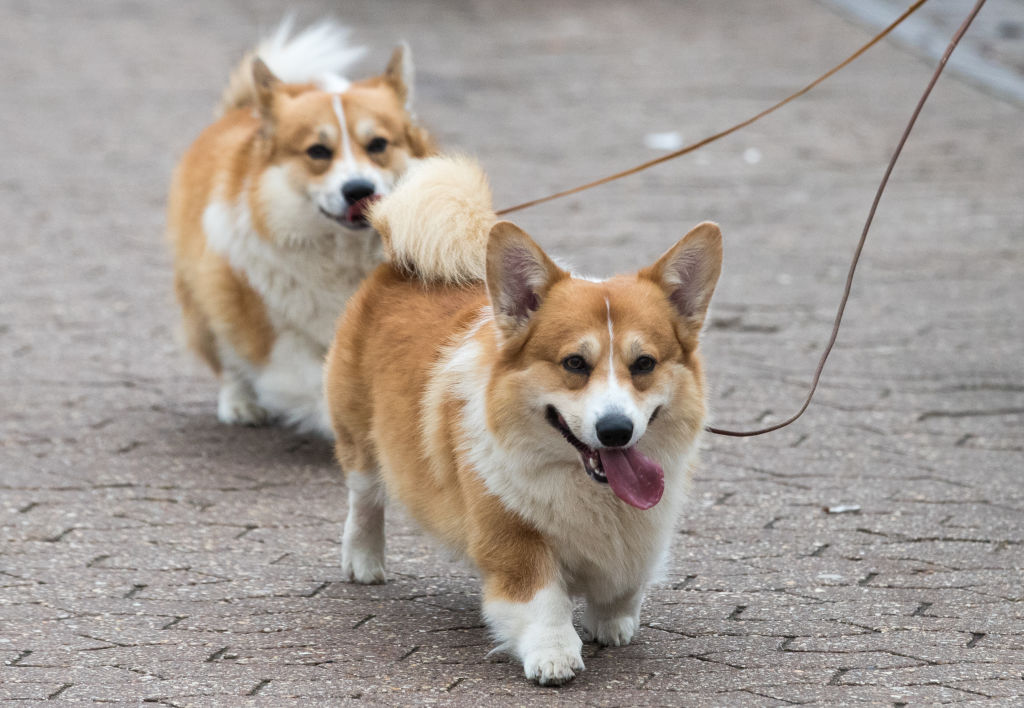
[495,0,931,216]
[706,0,988,437]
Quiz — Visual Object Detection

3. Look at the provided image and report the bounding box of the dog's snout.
[341,178,376,205]
[595,413,633,448]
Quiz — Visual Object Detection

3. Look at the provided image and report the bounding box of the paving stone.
[1,0,1022,703]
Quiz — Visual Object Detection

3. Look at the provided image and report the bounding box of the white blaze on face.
[332,94,358,172]
[309,94,395,219]
[574,299,645,449]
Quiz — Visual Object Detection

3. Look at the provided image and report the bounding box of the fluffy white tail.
[370,156,496,285]
[218,17,365,115]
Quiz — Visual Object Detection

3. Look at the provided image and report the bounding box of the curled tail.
[218,17,365,116]
[370,155,496,285]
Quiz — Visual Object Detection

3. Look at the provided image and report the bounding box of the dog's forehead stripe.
[605,298,617,385]
[331,93,357,170]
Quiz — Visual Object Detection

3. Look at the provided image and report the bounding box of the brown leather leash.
[496,0,988,437]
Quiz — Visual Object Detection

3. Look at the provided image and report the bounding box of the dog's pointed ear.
[385,43,414,111]
[486,222,566,339]
[252,57,280,121]
[641,221,723,335]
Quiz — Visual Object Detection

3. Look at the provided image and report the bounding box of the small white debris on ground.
[644,131,684,151]
[824,504,862,514]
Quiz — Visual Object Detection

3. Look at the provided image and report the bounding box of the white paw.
[217,386,269,426]
[521,637,584,685]
[583,613,637,647]
[341,545,385,584]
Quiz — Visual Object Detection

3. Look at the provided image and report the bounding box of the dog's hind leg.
[340,467,386,584]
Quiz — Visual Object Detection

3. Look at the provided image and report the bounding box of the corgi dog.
[325,156,722,684]
[167,19,433,436]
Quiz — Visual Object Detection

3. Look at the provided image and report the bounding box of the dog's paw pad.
[523,648,585,686]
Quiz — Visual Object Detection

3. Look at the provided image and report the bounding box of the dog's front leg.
[483,576,583,685]
[582,587,644,647]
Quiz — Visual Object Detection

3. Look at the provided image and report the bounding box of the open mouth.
[319,195,381,229]
[546,405,608,484]
[545,405,665,510]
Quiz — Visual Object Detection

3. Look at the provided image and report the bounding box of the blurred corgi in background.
[167,19,433,435]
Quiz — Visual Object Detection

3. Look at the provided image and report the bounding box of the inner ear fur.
[640,221,723,336]
[486,222,566,340]
[385,43,414,109]
[251,57,281,128]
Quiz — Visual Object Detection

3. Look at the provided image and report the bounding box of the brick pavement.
[2,1,1022,704]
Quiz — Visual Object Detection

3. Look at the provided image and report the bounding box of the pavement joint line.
[205,647,229,663]
[351,614,375,629]
[306,581,331,597]
[966,632,986,648]
[828,668,850,686]
[124,583,147,599]
[398,645,421,661]
[246,679,272,697]
[809,543,830,557]
[42,527,75,543]
[160,616,186,630]
[47,684,72,700]
[671,574,698,590]
[85,554,110,568]
[858,572,880,586]
[727,605,748,621]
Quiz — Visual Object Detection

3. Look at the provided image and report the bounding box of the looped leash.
[495,0,987,437]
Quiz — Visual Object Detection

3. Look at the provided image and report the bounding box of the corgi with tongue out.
[326,156,722,685]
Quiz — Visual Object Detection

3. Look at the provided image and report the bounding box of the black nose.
[341,178,375,205]
[595,413,634,448]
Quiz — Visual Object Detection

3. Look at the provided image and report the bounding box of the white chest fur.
[202,197,381,436]
[432,327,690,604]
[203,198,381,349]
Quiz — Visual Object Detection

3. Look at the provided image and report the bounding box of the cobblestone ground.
[2,1,1022,705]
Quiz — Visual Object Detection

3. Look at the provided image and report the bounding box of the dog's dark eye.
[630,355,657,374]
[366,137,389,154]
[306,144,333,160]
[562,355,590,374]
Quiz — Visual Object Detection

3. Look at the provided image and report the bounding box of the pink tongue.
[346,194,381,222]
[597,447,665,510]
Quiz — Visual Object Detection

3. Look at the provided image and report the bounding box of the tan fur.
[168,23,433,433]
[369,155,494,284]
[326,157,723,682]
[168,110,277,366]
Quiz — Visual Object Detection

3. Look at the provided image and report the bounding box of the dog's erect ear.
[385,43,414,111]
[486,222,566,339]
[252,57,280,121]
[641,221,723,335]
